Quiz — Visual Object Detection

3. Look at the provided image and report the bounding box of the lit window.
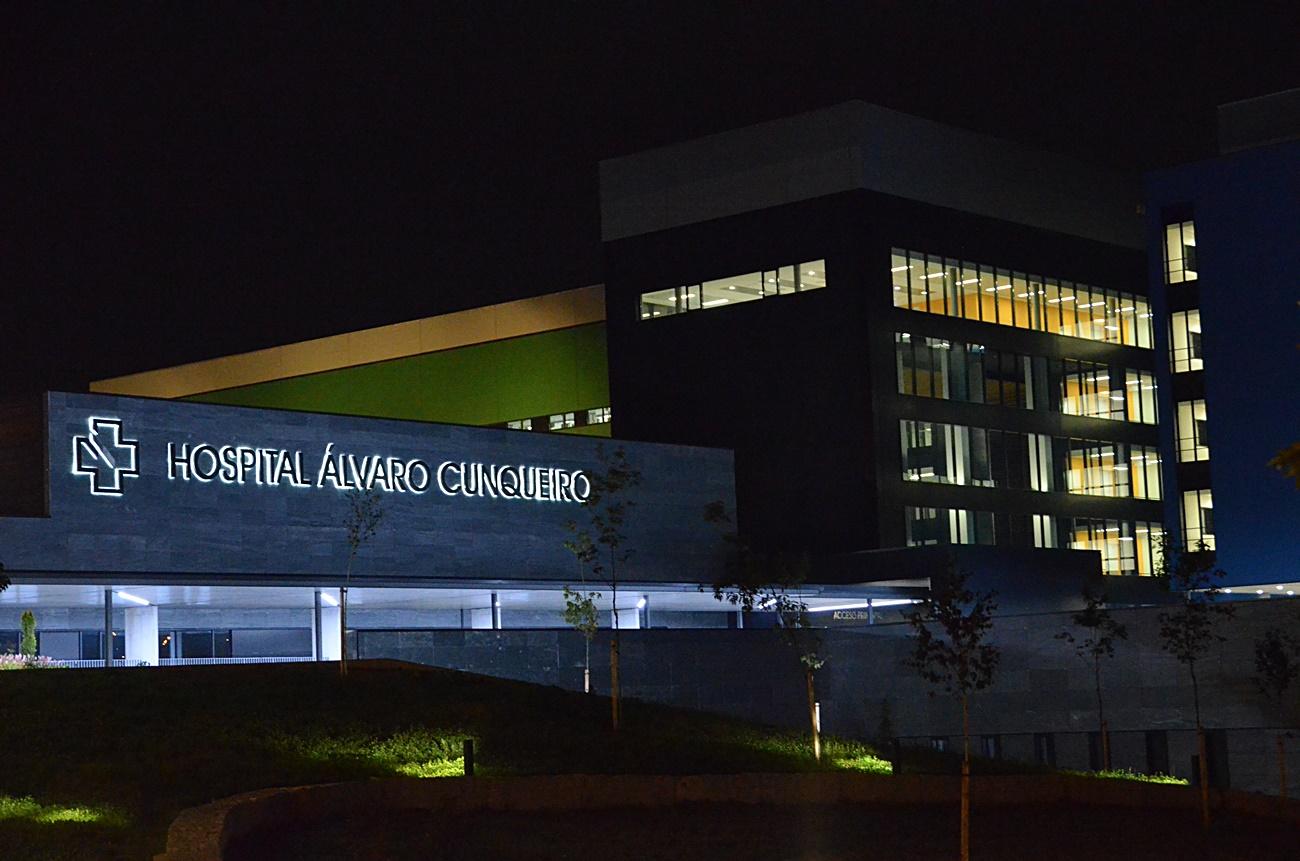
[1164,221,1197,283]
[1181,489,1215,550]
[1169,310,1204,372]
[892,248,1153,348]
[586,407,612,425]
[506,419,533,431]
[900,421,992,487]
[1124,371,1158,425]
[549,412,576,431]
[1176,400,1209,462]
[1069,519,1158,576]
[904,506,995,546]
[1134,522,1165,576]
[1060,362,1122,420]
[1129,446,1162,500]
[1064,442,1128,498]
[640,259,825,319]
[1031,514,1060,549]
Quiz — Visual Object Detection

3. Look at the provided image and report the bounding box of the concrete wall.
[356,598,1300,795]
[599,101,1141,248]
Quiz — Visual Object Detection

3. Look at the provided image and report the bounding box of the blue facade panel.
[0,393,736,586]
[1145,141,1300,584]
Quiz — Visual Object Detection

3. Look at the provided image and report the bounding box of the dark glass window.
[1145,730,1170,775]
[181,631,214,658]
[1034,733,1057,767]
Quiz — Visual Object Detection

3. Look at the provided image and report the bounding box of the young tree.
[905,569,999,861]
[562,529,600,693]
[1155,538,1234,829]
[563,585,601,693]
[1056,590,1128,770]
[19,610,37,659]
[340,487,384,677]
[1253,626,1300,801]
[565,445,641,730]
[706,501,826,759]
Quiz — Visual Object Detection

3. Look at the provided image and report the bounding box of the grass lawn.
[0,661,888,860]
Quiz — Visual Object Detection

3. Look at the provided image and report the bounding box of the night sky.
[4,2,1297,400]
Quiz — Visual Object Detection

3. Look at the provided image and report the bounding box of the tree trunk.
[806,668,820,761]
[339,584,348,678]
[610,563,620,730]
[584,637,591,694]
[610,633,620,731]
[1278,733,1288,803]
[1095,657,1110,770]
[1197,725,1210,830]
[1190,662,1209,830]
[960,694,971,861]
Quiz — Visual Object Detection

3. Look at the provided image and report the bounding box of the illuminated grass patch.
[1065,768,1189,785]
[265,727,468,777]
[0,795,127,827]
[831,754,893,774]
[395,757,465,778]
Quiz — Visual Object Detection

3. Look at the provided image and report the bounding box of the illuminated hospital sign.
[73,416,590,504]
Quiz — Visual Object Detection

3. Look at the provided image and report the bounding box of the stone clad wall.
[357,598,1300,795]
[0,392,734,585]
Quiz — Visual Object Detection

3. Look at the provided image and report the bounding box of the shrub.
[0,653,55,671]
[20,610,36,658]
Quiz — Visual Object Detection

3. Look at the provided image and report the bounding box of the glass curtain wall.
[901,419,1160,500]
[1070,520,1166,575]
[903,508,1164,575]
[904,506,995,546]
[641,259,826,319]
[895,334,1158,424]
[892,250,1153,347]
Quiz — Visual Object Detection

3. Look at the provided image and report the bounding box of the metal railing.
[48,659,146,669]
[157,656,314,666]
[893,726,1300,797]
[41,656,316,669]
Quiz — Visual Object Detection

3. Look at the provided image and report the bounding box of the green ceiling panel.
[187,323,610,428]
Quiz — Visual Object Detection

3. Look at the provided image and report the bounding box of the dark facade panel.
[0,398,47,517]
[606,189,1148,558]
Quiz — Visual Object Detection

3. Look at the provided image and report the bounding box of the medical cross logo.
[72,417,139,496]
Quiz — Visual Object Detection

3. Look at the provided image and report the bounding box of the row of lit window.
[895,333,1158,424]
[502,406,612,433]
[900,419,1162,499]
[1164,219,1209,552]
[891,249,1154,348]
[903,506,1164,575]
[639,260,827,319]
